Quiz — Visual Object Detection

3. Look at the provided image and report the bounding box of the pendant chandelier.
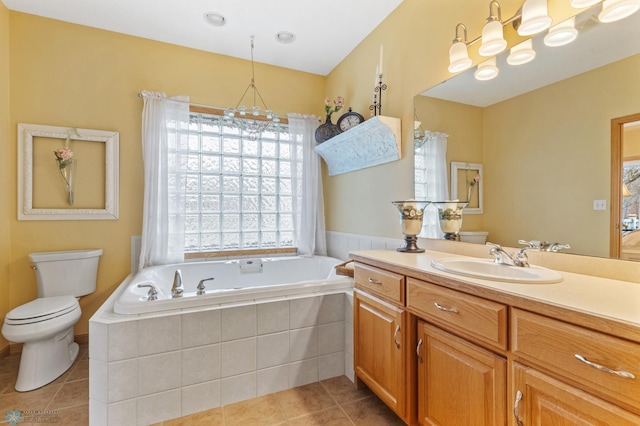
[224,36,280,139]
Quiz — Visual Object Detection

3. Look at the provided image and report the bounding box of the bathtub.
[113,255,352,315]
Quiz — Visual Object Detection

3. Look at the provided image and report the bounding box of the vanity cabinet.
[353,262,413,422]
[417,321,507,425]
[511,308,640,424]
[352,252,640,426]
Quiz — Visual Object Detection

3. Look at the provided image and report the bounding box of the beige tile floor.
[0,343,89,425]
[0,344,404,425]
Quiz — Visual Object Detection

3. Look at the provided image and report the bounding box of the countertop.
[350,249,640,343]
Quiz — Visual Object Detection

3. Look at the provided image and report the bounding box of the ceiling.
[2,0,403,76]
[422,6,640,107]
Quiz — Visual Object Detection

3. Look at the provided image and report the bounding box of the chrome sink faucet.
[171,269,184,298]
[486,242,531,267]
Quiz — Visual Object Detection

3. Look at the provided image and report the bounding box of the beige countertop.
[350,249,640,343]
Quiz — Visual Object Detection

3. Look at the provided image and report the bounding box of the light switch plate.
[594,200,607,210]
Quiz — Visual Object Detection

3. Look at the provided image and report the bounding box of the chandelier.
[224,36,280,139]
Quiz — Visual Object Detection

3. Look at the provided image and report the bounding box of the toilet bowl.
[1,249,102,392]
[459,231,489,244]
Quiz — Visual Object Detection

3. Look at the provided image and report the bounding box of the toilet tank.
[28,249,103,297]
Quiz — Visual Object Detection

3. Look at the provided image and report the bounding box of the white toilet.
[1,249,102,392]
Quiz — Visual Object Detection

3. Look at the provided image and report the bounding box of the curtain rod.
[137,92,225,111]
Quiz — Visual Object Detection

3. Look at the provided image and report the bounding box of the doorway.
[611,113,640,259]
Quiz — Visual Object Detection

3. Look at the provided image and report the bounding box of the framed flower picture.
[17,123,119,220]
[451,161,483,214]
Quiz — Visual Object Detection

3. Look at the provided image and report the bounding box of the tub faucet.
[172,269,184,298]
[197,277,215,295]
[487,242,531,267]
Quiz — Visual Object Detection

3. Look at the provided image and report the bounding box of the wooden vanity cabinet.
[352,255,640,426]
[510,308,640,424]
[417,320,507,426]
[353,262,414,423]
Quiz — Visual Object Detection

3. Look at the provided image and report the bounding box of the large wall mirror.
[414,4,640,259]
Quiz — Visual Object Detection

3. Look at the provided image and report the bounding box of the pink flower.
[473,174,481,184]
[323,96,344,115]
[55,147,74,161]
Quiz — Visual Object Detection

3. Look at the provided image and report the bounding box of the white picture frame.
[451,161,483,214]
[18,123,119,220]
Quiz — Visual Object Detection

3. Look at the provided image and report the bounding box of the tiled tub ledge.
[89,288,354,426]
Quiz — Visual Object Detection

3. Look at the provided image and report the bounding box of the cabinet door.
[417,321,506,426]
[354,290,405,418]
[511,363,640,426]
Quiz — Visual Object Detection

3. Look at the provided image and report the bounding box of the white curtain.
[139,91,190,270]
[417,131,449,239]
[288,113,327,256]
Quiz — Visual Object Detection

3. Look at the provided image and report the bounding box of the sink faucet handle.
[518,240,537,248]
[137,283,159,301]
[196,277,215,295]
[549,243,570,252]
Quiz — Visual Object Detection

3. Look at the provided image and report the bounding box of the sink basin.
[431,258,563,284]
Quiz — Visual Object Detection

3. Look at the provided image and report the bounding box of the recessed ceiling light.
[204,13,226,27]
[275,31,296,44]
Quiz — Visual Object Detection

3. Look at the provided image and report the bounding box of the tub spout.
[172,269,184,298]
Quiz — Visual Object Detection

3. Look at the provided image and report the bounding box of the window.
[181,111,298,253]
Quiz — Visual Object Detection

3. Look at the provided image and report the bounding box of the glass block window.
[182,112,296,252]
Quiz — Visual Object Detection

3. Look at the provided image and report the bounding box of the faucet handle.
[197,277,215,295]
[549,243,570,252]
[137,283,159,301]
[518,240,537,248]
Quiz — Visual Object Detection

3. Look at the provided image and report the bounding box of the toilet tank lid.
[29,249,103,263]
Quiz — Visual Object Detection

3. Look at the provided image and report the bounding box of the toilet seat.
[4,296,79,325]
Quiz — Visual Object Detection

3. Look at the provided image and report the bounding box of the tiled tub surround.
[89,290,354,426]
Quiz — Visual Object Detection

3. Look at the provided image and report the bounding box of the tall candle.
[374,65,379,89]
[379,45,384,75]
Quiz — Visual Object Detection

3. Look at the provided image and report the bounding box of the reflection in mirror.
[415,5,640,259]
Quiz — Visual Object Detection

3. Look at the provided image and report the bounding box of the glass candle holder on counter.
[432,201,468,241]
[391,200,431,253]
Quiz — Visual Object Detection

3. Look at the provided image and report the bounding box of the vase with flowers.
[466,168,481,206]
[315,96,343,143]
[54,128,79,205]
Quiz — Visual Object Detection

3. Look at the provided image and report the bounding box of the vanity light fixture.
[474,57,500,80]
[598,0,640,23]
[570,0,601,7]
[507,39,536,65]
[518,0,553,36]
[479,1,508,56]
[544,16,579,46]
[448,24,473,73]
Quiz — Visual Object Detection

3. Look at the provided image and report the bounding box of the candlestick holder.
[431,201,469,241]
[392,200,431,253]
[369,74,387,117]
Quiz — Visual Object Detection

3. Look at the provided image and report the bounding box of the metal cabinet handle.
[434,302,459,314]
[368,277,382,285]
[416,338,423,363]
[574,354,636,379]
[393,325,401,349]
[514,390,523,426]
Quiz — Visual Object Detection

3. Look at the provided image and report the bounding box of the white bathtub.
[114,255,352,315]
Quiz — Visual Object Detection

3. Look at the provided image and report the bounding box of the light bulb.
[448,41,472,73]
[598,0,640,22]
[475,57,499,81]
[518,0,553,36]
[507,39,536,65]
[544,17,578,47]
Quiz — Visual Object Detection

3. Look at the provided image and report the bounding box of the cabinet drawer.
[407,278,508,350]
[354,263,405,305]
[512,308,640,413]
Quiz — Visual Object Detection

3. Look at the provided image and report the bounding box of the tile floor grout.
[1,344,403,425]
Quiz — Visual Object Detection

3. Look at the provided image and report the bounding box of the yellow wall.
[6,12,325,342]
[484,54,640,256]
[414,95,484,232]
[624,125,640,158]
[322,0,545,238]
[0,1,11,349]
